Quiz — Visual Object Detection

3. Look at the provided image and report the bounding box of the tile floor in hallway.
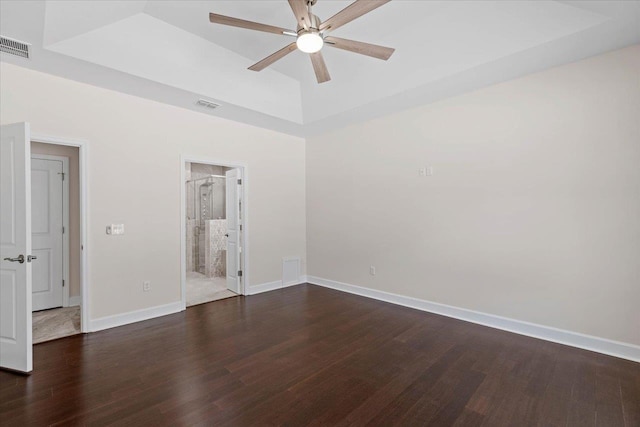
[186,271,237,307]
[33,306,81,344]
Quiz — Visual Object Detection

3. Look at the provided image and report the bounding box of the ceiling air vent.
[196,99,220,110]
[0,36,30,59]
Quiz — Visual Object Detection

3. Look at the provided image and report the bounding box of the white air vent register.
[0,36,30,59]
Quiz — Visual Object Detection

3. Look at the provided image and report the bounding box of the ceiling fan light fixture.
[209,0,395,83]
[296,32,323,53]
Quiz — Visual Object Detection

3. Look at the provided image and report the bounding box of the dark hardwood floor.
[1,284,638,426]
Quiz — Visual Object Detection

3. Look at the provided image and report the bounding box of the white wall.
[306,45,640,346]
[1,63,306,320]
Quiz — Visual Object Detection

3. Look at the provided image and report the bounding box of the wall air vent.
[0,36,30,59]
[196,99,221,110]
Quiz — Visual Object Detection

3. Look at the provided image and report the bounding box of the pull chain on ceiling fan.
[209,0,395,83]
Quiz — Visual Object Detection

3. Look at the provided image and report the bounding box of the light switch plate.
[419,166,434,177]
[106,224,125,235]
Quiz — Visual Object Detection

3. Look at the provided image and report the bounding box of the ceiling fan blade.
[320,0,390,33]
[209,13,292,36]
[248,43,298,71]
[288,0,310,29]
[310,51,331,83]
[324,36,395,60]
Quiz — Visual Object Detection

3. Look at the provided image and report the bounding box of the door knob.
[3,255,25,263]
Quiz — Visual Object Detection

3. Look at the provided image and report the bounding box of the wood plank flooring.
[1,284,638,426]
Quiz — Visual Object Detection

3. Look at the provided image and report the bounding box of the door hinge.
[62,226,65,234]
[239,224,242,231]
[58,172,65,181]
[237,178,242,185]
[62,279,65,287]
[237,270,243,277]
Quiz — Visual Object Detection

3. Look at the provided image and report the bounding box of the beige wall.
[306,45,640,346]
[1,63,307,320]
[3,45,638,347]
[30,142,81,298]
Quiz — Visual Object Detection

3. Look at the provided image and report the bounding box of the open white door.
[0,122,33,373]
[225,168,242,294]
[31,158,65,311]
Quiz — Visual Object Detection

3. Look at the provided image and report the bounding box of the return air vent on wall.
[196,99,220,110]
[0,36,30,59]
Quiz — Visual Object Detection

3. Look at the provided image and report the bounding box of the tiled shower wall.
[186,219,226,277]
[205,220,227,277]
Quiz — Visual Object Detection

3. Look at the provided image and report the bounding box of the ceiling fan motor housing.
[297,14,322,34]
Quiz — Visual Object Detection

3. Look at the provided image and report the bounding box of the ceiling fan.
[209,0,395,83]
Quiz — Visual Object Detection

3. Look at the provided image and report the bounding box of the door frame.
[31,134,90,333]
[180,155,248,310]
[30,154,70,308]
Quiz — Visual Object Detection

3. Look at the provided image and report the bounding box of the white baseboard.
[306,276,640,363]
[248,276,307,296]
[248,280,282,295]
[286,275,307,289]
[68,296,82,307]
[89,301,183,333]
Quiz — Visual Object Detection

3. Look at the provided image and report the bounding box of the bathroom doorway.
[182,160,244,307]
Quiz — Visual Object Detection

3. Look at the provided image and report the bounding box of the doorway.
[30,143,82,343]
[182,160,245,307]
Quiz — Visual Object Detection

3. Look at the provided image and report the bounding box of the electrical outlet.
[143,281,151,292]
[370,266,376,276]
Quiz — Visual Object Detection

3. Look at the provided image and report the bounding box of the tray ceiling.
[1,1,639,136]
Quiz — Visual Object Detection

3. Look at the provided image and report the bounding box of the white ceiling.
[1,1,639,137]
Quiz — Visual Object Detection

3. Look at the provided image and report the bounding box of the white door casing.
[31,158,65,311]
[0,122,33,373]
[180,156,248,309]
[225,168,241,294]
[31,133,88,333]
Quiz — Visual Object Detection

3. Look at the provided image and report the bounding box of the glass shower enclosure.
[186,175,226,275]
